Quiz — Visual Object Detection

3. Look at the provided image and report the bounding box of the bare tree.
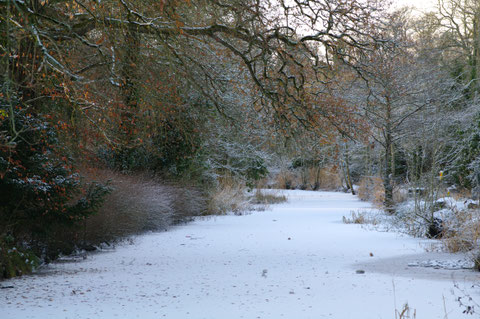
[341,9,459,212]
[435,0,480,94]
[1,0,387,134]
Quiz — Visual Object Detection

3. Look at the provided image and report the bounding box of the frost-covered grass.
[206,178,250,215]
[1,190,478,319]
[389,195,480,272]
[342,209,381,225]
[250,189,288,205]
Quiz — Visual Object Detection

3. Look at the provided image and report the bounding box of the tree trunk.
[116,13,141,169]
[121,14,140,148]
[383,103,394,213]
[344,142,355,195]
[475,10,480,93]
[391,142,395,180]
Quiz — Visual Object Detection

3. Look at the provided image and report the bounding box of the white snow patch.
[1,190,478,319]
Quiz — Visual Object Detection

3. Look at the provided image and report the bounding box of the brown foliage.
[269,165,342,190]
[358,176,384,206]
[441,209,480,253]
[206,177,249,215]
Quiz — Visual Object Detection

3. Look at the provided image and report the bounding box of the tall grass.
[358,176,385,205]
[441,209,480,254]
[251,189,287,205]
[206,176,249,215]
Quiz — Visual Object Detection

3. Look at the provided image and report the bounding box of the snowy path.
[1,190,479,319]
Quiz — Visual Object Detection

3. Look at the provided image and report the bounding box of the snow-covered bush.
[394,199,444,238]
[0,98,111,274]
[441,206,480,253]
[0,237,39,279]
[394,195,480,258]
[79,170,207,245]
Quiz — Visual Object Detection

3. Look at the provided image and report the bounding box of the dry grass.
[474,253,480,271]
[449,188,472,201]
[443,237,476,253]
[441,209,480,253]
[206,177,249,215]
[269,165,342,190]
[396,303,416,319]
[342,210,378,225]
[316,166,343,190]
[274,169,296,189]
[358,176,385,205]
[393,186,408,204]
[251,189,287,205]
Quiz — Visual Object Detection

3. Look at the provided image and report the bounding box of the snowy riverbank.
[1,190,479,318]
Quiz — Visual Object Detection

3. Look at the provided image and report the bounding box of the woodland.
[1,0,480,279]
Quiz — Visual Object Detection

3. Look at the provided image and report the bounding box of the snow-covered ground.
[1,190,479,319]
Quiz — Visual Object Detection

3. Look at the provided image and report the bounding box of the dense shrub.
[75,170,207,245]
[98,113,203,176]
[449,114,480,189]
[0,95,110,277]
[0,235,39,279]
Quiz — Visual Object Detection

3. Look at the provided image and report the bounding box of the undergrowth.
[342,210,379,225]
[265,165,342,190]
[81,169,207,244]
[251,189,287,205]
[206,177,249,215]
[0,237,40,279]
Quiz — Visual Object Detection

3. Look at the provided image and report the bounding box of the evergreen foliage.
[0,90,110,277]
